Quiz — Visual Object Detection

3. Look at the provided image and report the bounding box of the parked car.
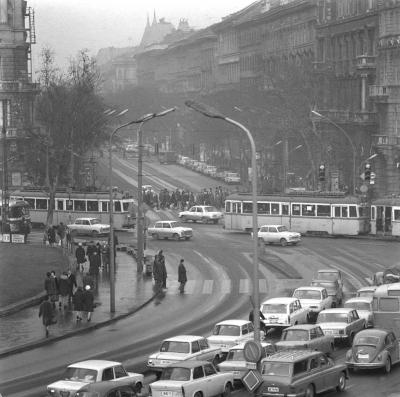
[147,335,222,372]
[310,279,343,307]
[316,268,343,289]
[316,308,366,346]
[47,360,144,396]
[149,361,234,397]
[217,342,276,382]
[260,297,310,331]
[356,285,377,298]
[224,172,241,184]
[275,324,335,355]
[345,328,400,374]
[207,320,260,356]
[344,297,374,328]
[292,286,333,321]
[255,225,301,247]
[75,379,137,397]
[257,350,348,397]
[204,165,217,177]
[147,220,193,241]
[67,218,110,236]
[179,205,223,224]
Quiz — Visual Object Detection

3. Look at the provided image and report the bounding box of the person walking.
[178,259,187,294]
[152,253,163,293]
[39,295,54,337]
[82,285,94,322]
[44,271,58,309]
[67,269,77,304]
[73,286,84,322]
[47,226,56,247]
[57,222,66,248]
[89,250,101,291]
[75,243,87,272]
[58,271,70,310]
[158,250,167,289]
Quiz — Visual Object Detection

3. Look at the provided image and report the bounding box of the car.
[275,324,335,355]
[316,307,366,346]
[344,297,374,328]
[356,285,377,298]
[207,320,260,356]
[149,361,234,397]
[257,350,348,397]
[67,217,110,236]
[204,165,217,176]
[316,268,343,289]
[75,379,137,397]
[224,172,241,184]
[179,205,223,224]
[147,220,193,241]
[310,279,343,307]
[260,297,310,331]
[255,225,301,247]
[217,341,276,381]
[345,328,400,374]
[147,335,222,372]
[292,286,333,321]
[46,360,144,396]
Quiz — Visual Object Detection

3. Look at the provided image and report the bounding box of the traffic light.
[364,163,371,182]
[318,164,326,181]
[155,143,159,154]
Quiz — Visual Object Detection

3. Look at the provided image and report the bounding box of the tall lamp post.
[185,100,261,342]
[311,110,357,195]
[1,100,8,234]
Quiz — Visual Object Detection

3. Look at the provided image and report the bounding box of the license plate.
[233,371,241,376]
[267,387,279,392]
[358,354,369,359]
[324,330,333,335]
[161,392,172,397]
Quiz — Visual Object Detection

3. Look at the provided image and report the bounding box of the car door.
[308,356,324,393]
[203,363,221,396]
[309,327,318,350]
[350,310,363,332]
[82,219,91,234]
[191,340,202,359]
[162,222,172,238]
[196,207,204,221]
[198,338,215,361]
[102,367,115,381]
[268,226,278,243]
[153,222,162,237]
[114,365,129,381]
[188,207,197,221]
[191,365,206,393]
[316,354,333,391]
[74,219,82,234]
[315,326,330,353]
[384,332,398,362]
[322,289,332,309]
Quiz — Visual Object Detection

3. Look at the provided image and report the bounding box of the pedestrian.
[73,285,84,322]
[178,259,187,294]
[58,271,70,310]
[82,285,94,322]
[57,222,66,248]
[249,308,266,333]
[66,228,72,253]
[158,250,167,289]
[39,295,54,338]
[47,225,56,247]
[67,269,77,304]
[101,242,110,271]
[50,270,60,307]
[89,250,100,291]
[75,243,87,272]
[44,271,58,309]
[152,253,163,293]
[86,241,96,258]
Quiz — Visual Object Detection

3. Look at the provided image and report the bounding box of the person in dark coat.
[39,295,54,337]
[67,269,77,303]
[82,285,94,321]
[75,243,86,272]
[152,254,163,293]
[86,242,96,258]
[73,286,84,322]
[158,250,167,289]
[89,251,101,291]
[178,259,187,294]
[47,226,56,247]
[58,271,70,309]
[44,271,58,309]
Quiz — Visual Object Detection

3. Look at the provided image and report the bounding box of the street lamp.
[185,100,261,342]
[1,100,9,234]
[311,110,357,195]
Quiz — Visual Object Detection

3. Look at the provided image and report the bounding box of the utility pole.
[1,100,8,234]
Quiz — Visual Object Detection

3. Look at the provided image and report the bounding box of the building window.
[0,0,8,24]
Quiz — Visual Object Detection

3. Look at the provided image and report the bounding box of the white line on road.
[202,280,214,294]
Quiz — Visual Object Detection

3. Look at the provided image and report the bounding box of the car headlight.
[345,350,352,360]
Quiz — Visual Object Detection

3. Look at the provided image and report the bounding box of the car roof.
[311,278,338,284]
[68,360,121,370]
[229,341,272,350]
[318,269,340,274]
[357,286,377,292]
[263,350,320,363]
[75,217,99,221]
[355,328,392,338]
[165,360,211,369]
[260,225,285,228]
[163,335,205,343]
[320,308,354,314]
[262,297,298,304]
[155,220,176,224]
[283,324,320,331]
[77,378,135,392]
[344,297,373,304]
[215,319,251,326]
[294,286,325,292]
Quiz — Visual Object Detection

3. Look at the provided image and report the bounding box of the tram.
[0,198,31,235]
[370,197,400,236]
[224,192,370,236]
[9,189,136,229]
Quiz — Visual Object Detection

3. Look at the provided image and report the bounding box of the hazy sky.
[29,0,252,74]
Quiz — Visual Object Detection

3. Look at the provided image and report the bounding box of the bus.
[372,282,400,338]
[224,192,370,236]
[9,190,136,229]
[0,198,31,236]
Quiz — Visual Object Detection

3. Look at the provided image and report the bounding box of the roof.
[319,308,354,314]
[163,335,205,343]
[344,297,373,304]
[294,286,326,292]
[68,360,121,370]
[317,269,341,274]
[260,225,285,228]
[355,328,392,338]
[261,297,298,305]
[311,279,338,285]
[165,360,210,369]
[263,350,319,363]
[215,319,251,326]
[283,324,320,331]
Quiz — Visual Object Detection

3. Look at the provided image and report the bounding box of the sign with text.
[12,234,25,243]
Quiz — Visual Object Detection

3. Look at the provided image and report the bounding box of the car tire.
[152,233,159,240]
[221,383,232,397]
[212,355,220,366]
[135,382,143,394]
[213,219,219,224]
[172,233,180,241]
[305,384,315,397]
[201,217,208,224]
[336,372,346,392]
[258,237,264,245]
[194,392,202,397]
[280,238,288,247]
[383,357,391,374]
[348,333,354,346]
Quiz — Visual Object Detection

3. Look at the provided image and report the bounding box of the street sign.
[242,370,263,392]
[243,340,263,363]
[360,184,368,193]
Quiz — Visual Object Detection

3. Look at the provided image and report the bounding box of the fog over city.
[29,0,251,72]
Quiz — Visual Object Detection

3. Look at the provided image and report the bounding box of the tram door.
[375,206,392,234]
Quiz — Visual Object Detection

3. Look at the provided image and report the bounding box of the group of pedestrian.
[44,269,76,310]
[44,222,67,248]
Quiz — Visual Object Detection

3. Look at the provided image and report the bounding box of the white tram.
[370,197,400,237]
[224,193,370,236]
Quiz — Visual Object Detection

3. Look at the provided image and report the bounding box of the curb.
[0,291,47,317]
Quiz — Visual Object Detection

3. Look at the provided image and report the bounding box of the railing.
[315,109,377,124]
[372,135,400,146]
[369,85,390,98]
[356,55,376,70]
[0,81,40,92]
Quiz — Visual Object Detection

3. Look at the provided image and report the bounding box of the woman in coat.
[58,272,70,309]
[39,295,54,337]
[73,286,84,322]
[178,259,187,294]
[82,285,94,322]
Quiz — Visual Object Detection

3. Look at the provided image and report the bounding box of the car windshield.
[344,302,371,311]
[161,367,191,381]
[293,290,322,300]
[282,330,309,341]
[317,312,348,323]
[317,272,338,281]
[204,206,218,212]
[277,226,288,232]
[357,290,375,298]
[89,219,101,225]
[213,325,240,336]
[354,336,380,346]
[261,304,287,314]
[160,341,190,353]
[63,367,97,382]
[226,349,245,361]
[169,221,182,228]
[262,362,291,377]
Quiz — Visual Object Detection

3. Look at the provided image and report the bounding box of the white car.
[147,335,222,372]
[255,224,301,246]
[344,297,374,328]
[260,297,310,331]
[47,360,144,395]
[67,217,110,236]
[316,268,343,289]
[149,361,233,397]
[292,286,333,321]
[179,205,223,224]
[204,165,217,176]
[224,172,241,184]
[217,342,276,381]
[356,285,377,298]
[207,320,260,355]
[147,220,193,240]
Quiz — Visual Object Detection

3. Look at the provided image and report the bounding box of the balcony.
[356,55,376,71]
[372,135,400,147]
[0,80,40,93]
[314,109,377,125]
[368,85,400,102]
[312,61,333,74]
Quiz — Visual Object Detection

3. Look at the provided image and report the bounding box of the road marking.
[202,279,214,294]
[221,279,232,294]
[259,279,268,294]
[185,280,196,294]
[239,278,250,294]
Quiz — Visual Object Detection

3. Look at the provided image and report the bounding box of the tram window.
[371,206,375,220]
[225,202,232,213]
[123,202,130,211]
[66,200,73,211]
[233,202,241,213]
[282,204,289,215]
[271,203,279,214]
[74,200,86,211]
[388,289,400,297]
[317,205,331,217]
[101,201,108,212]
[378,298,400,312]
[243,203,252,213]
[36,198,48,210]
[292,204,301,216]
[349,206,357,218]
[342,206,348,217]
[25,198,35,209]
[258,203,270,214]
[87,200,99,212]
[334,207,340,217]
[115,201,122,212]
[302,205,315,216]
[56,200,64,211]
[394,209,400,220]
